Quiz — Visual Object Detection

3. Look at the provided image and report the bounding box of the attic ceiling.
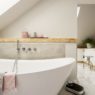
[0,0,95,31]
[0,0,41,31]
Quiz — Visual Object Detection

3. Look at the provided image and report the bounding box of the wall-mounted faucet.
[22,47,26,51]
[17,40,20,54]
[17,48,20,51]
[16,40,37,53]
[17,47,37,53]
[33,48,37,52]
[28,48,31,51]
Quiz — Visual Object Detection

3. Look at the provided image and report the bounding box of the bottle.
[34,32,37,38]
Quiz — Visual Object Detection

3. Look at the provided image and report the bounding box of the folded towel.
[3,72,16,92]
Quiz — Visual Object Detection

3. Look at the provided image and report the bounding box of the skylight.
[77,6,80,17]
[0,0,20,16]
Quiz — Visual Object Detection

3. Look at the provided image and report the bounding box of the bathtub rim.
[0,57,75,75]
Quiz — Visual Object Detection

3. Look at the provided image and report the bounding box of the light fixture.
[0,0,20,16]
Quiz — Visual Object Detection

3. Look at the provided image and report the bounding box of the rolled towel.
[3,72,16,92]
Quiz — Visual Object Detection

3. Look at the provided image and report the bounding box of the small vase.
[22,32,29,38]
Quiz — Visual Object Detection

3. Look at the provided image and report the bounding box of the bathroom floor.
[60,63,95,95]
[77,63,95,95]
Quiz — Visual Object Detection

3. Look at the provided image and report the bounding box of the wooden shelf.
[0,38,77,43]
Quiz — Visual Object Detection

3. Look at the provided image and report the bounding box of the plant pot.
[86,43,92,48]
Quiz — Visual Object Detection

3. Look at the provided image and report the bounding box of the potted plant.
[82,38,95,48]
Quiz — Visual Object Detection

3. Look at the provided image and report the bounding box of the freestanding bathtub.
[0,58,75,95]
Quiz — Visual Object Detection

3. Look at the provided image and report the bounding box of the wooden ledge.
[0,38,77,43]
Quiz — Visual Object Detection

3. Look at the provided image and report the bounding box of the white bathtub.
[0,58,75,95]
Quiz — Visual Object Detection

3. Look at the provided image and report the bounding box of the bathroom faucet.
[16,40,37,53]
[17,40,20,54]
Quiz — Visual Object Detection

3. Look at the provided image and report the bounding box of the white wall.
[0,0,77,39]
[78,5,95,44]
[0,43,65,59]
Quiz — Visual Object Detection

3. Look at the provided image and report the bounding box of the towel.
[0,73,4,89]
[0,73,4,94]
[3,72,16,92]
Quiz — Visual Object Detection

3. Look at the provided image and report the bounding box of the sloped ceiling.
[0,0,41,31]
[0,0,95,31]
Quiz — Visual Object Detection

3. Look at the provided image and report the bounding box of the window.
[0,0,20,16]
[77,6,80,17]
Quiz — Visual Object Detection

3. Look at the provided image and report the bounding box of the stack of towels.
[0,72,16,95]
